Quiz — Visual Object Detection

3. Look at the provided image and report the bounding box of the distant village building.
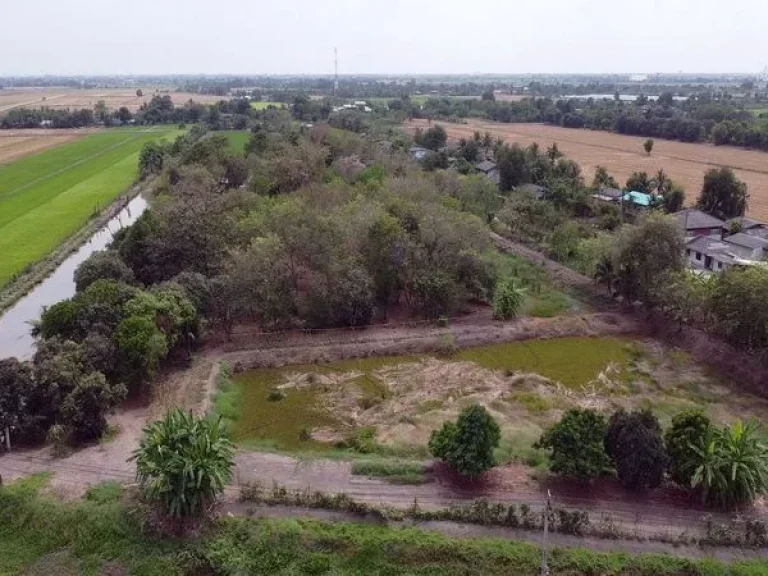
[675,209,725,239]
[622,191,659,208]
[474,160,499,185]
[592,187,623,203]
[683,214,768,273]
[726,216,768,237]
[409,146,429,161]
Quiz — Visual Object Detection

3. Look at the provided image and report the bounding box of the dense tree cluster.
[1,107,96,129]
[539,407,768,508]
[2,117,525,451]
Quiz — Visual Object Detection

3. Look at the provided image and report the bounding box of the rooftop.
[623,191,658,207]
[726,216,766,230]
[675,209,725,231]
[475,160,497,173]
[598,187,623,198]
[686,236,737,263]
[516,183,548,199]
[724,232,768,251]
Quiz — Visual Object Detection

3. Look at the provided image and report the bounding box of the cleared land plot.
[0,88,226,113]
[0,128,177,288]
[405,119,768,222]
[249,101,285,110]
[0,129,95,165]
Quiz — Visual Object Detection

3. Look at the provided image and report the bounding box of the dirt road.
[405,118,768,222]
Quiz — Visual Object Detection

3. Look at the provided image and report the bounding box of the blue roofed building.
[622,191,660,208]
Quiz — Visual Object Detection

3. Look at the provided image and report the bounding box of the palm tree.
[717,420,768,507]
[690,426,727,505]
[594,255,615,295]
[654,169,670,195]
[689,420,768,508]
[132,409,235,518]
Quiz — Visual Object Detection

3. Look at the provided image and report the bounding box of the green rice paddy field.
[0,127,178,289]
[249,101,285,110]
[222,130,249,153]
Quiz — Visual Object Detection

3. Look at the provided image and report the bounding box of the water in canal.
[0,196,148,361]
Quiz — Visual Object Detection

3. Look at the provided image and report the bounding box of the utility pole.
[334,48,339,97]
[541,489,551,576]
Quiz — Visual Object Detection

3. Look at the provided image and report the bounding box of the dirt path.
[220,312,634,370]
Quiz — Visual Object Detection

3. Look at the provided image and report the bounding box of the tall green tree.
[536,409,610,481]
[429,404,501,478]
[625,171,654,194]
[606,409,668,491]
[696,167,748,220]
[643,139,654,155]
[612,214,684,308]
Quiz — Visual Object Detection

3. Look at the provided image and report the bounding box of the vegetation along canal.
[0,195,148,360]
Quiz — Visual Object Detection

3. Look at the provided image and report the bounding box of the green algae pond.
[215,336,636,451]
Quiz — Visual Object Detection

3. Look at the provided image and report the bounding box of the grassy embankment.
[2,475,766,576]
[0,128,177,289]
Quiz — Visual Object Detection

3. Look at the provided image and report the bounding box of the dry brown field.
[493,93,528,102]
[0,88,226,114]
[0,128,99,164]
[406,119,768,221]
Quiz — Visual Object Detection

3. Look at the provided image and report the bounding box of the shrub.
[690,419,768,508]
[535,409,610,482]
[132,409,234,518]
[665,409,711,487]
[493,277,525,320]
[606,409,668,491]
[410,270,462,318]
[429,404,501,478]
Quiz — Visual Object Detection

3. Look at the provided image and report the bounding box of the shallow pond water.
[221,337,635,449]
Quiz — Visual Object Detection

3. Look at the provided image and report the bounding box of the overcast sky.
[1,0,765,76]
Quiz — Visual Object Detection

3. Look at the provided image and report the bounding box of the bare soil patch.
[0,88,226,114]
[0,131,85,164]
[405,119,768,222]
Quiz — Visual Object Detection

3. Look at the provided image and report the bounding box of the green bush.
[493,277,525,320]
[536,409,610,482]
[664,409,711,487]
[429,404,501,478]
[132,409,235,518]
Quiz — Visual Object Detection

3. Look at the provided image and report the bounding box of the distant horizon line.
[0,71,762,79]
